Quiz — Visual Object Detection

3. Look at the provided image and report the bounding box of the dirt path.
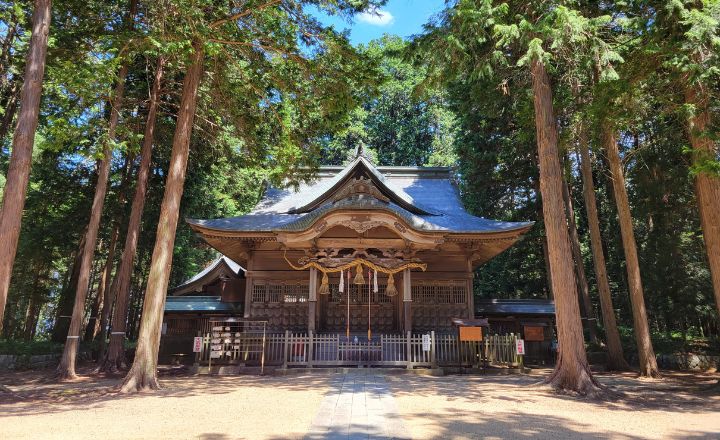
[1,366,718,439]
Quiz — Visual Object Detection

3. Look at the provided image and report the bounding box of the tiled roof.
[169,257,244,294]
[188,158,532,235]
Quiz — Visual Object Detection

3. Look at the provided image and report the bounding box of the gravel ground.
[387,369,720,440]
[0,366,330,440]
[1,366,718,439]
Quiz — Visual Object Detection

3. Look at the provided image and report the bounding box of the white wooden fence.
[196,331,523,370]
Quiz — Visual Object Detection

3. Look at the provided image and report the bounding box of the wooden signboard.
[524,326,544,342]
[459,326,483,341]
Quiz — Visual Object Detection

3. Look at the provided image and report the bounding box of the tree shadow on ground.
[0,362,336,417]
[287,411,717,440]
[385,369,720,414]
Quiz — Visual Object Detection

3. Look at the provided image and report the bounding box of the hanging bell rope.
[283,250,426,275]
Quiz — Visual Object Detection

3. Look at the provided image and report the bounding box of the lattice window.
[327,283,391,304]
[283,281,309,303]
[251,280,308,303]
[252,284,266,303]
[267,284,282,303]
[411,280,467,304]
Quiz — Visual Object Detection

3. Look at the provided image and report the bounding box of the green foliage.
[322,35,458,166]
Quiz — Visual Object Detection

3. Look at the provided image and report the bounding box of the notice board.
[459,326,483,341]
[523,326,545,342]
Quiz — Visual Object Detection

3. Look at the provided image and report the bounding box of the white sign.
[422,334,431,352]
[193,336,203,353]
[516,339,525,356]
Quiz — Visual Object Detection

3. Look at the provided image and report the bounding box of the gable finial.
[355,142,365,159]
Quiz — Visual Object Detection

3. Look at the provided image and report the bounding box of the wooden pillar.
[403,269,412,333]
[308,267,317,333]
[243,252,253,318]
[467,260,475,319]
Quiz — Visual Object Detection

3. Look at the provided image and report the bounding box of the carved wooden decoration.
[332,177,389,204]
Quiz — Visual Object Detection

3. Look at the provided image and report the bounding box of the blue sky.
[313,0,447,46]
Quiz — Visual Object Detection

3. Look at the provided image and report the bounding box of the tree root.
[54,365,79,382]
[119,372,161,393]
[94,357,128,375]
[539,363,618,400]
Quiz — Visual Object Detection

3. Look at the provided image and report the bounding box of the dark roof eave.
[187,216,534,237]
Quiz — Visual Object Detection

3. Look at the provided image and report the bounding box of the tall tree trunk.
[99,57,164,372]
[533,175,554,299]
[89,151,134,352]
[684,84,720,317]
[84,225,119,342]
[530,59,600,395]
[0,0,51,332]
[51,235,85,342]
[56,68,130,381]
[602,125,660,378]
[577,136,629,371]
[121,44,204,392]
[561,170,599,345]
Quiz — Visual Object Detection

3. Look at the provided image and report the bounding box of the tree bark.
[121,44,204,392]
[84,225,119,342]
[55,63,130,380]
[561,169,599,345]
[530,59,601,395]
[602,124,660,377]
[684,84,720,317]
[99,57,164,373]
[0,0,52,332]
[577,136,629,370]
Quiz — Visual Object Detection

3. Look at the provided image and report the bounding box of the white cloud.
[357,8,395,26]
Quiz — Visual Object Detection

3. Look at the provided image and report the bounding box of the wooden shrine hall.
[183,153,533,336]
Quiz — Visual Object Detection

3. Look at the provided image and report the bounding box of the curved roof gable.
[169,256,244,296]
[286,156,439,216]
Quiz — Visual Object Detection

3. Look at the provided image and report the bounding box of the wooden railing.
[196,331,522,369]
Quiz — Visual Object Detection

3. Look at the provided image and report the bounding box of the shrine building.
[168,154,533,338]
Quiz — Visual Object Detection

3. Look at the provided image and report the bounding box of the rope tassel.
[385,273,398,297]
[339,269,344,293]
[318,272,329,295]
[353,263,365,285]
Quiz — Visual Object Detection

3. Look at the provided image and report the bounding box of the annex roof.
[169,256,244,296]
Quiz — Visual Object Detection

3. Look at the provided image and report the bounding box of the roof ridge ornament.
[355,142,372,163]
